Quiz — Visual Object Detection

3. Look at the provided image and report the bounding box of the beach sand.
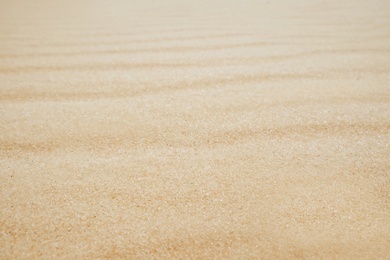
[1,0,390,258]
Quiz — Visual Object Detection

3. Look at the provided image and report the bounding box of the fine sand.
[1,0,390,258]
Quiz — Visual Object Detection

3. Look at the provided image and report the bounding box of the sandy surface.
[1,0,390,258]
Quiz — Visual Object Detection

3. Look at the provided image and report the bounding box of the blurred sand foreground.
[1,0,390,258]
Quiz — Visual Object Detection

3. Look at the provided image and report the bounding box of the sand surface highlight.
[1,0,390,258]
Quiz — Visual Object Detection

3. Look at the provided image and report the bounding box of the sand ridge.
[1,0,390,258]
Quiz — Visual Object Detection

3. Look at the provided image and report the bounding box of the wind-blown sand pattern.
[1,0,390,258]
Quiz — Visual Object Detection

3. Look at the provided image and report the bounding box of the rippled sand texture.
[1,0,390,258]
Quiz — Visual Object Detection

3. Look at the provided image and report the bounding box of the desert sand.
[1,0,390,258]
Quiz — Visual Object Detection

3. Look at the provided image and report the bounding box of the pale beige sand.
[1,0,390,258]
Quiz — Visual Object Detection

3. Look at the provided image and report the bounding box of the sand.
[1,0,390,258]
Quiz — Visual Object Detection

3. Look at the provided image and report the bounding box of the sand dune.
[1,0,390,258]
